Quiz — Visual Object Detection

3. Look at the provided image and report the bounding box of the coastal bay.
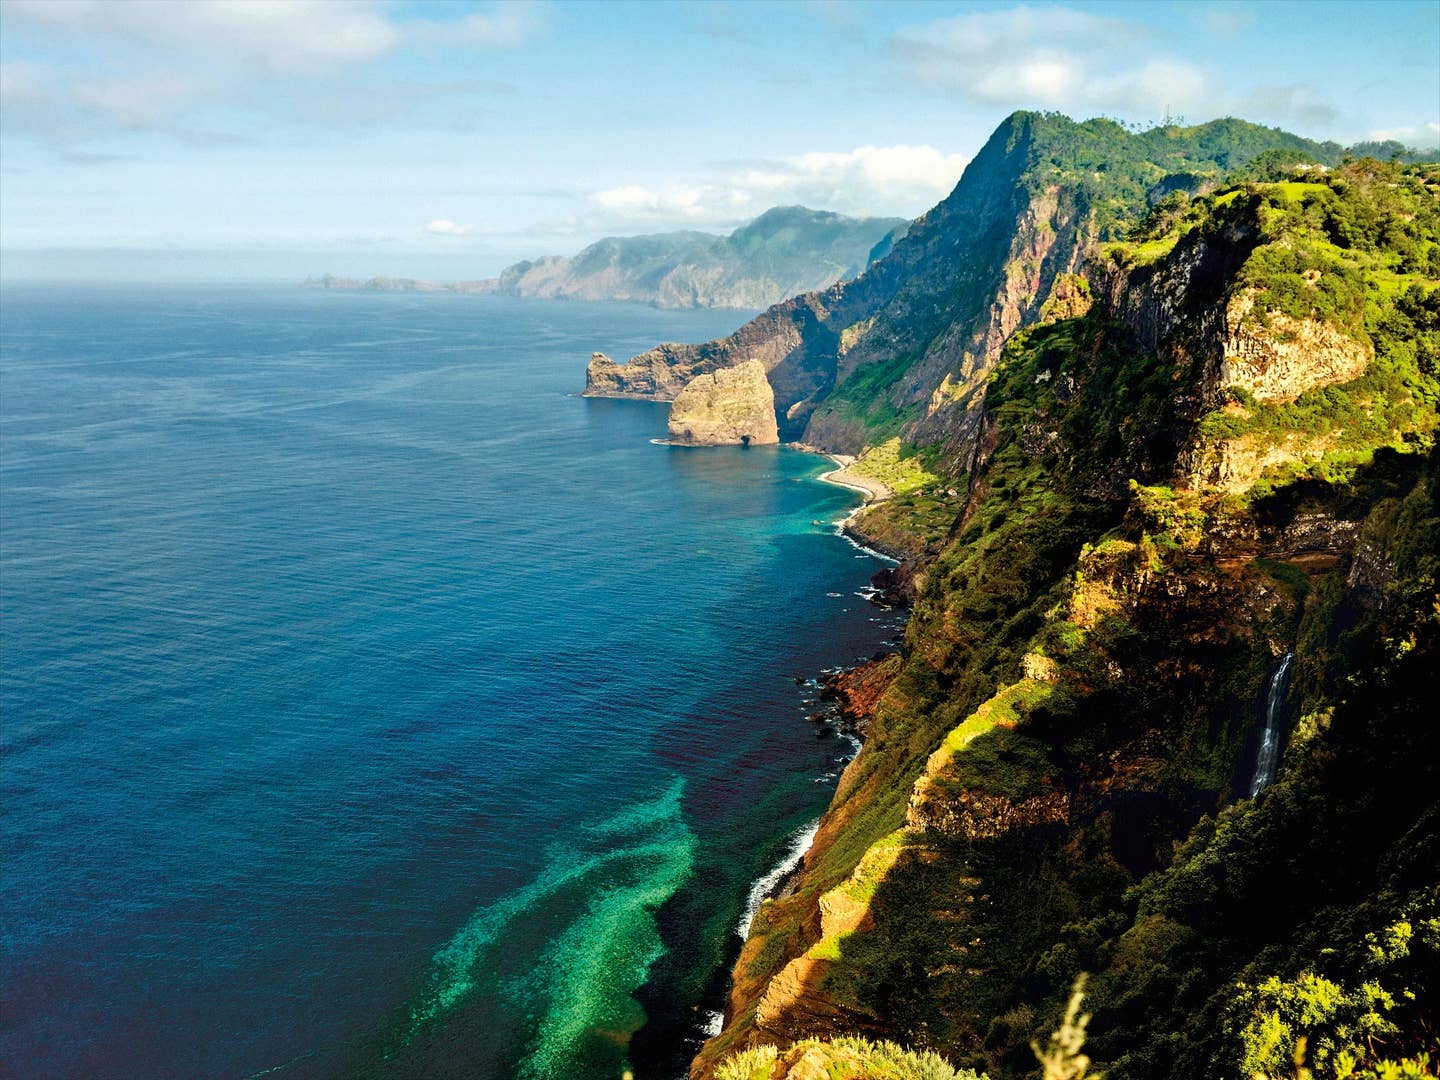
[0,286,905,1079]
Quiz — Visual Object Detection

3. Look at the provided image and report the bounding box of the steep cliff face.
[667,361,780,446]
[694,159,1440,1080]
[583,294,838,415]
[588,113,1343,452]
[1218,291,1373,402]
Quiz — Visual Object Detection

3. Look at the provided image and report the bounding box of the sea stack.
[666,361,779,446]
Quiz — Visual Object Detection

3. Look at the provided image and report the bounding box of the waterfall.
[1248,652,1294,797]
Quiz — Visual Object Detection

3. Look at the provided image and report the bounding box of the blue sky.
[2,0,1437,280]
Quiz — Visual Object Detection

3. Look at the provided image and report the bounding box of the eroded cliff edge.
[693,154,1440,1080]
[583,112,1356,455]
[667,361,780,446]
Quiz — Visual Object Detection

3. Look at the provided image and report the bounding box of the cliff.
[667,361,780,446]
[306,207,904,311]
[585,113,1346,450]
[695,155,1440,1080]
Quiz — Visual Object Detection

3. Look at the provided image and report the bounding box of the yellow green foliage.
[851,438,943,496]
[834,829,911,906]
[715,1036,985,1080]
[1128,481,1208,551]
[1225,903,1440,1080]
[1034,976,1099,1080]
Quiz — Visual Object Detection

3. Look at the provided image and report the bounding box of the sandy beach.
[815,454,893,507]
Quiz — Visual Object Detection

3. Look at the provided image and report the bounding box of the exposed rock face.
[1219,290,1372,403]
[581,297,828,411]
[821,657,900,739]
[585,350,704,399]
[667,361,779,446]
[691,145,1438,1080]
[581,113,1048,447]
[908,785,1071,839]
[1096,222,1374,494]
[587,113,1328,455]
[1186,431,1335,494]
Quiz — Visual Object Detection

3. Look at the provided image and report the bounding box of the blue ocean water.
[0,286,904,1079]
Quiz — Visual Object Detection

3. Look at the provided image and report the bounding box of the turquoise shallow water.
[0,286,904,1079]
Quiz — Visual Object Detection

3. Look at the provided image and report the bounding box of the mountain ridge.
[304,205,907,311]
[609,113,1440,1080]
[583,113,1373,453]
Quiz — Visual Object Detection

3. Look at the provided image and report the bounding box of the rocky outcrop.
[585,349,710,399]
[667,361,779,446]
[581,296,840,423]
[1095,212,1374,494]
[908,786,1071,840]
[821,657,900,739]
[1219,290,1372,403]
[583,112,1046,450]
[590,113,1330,458]
[688,147,1437,1080]
[1185,430,1335,494]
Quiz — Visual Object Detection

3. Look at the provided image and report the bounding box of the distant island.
[305,206,908,310]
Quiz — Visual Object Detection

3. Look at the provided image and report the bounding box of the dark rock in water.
[870,562,918,606]
[816,656,900,741]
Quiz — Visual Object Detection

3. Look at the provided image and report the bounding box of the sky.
[1,0,1437,281]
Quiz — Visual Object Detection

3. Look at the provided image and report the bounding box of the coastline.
[790,444,894,510]
[681,446,904,1058]
[789,444,909,564]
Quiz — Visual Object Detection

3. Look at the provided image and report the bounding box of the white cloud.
[1,0,400,72]
[425,219,477,237]
[732,145,969,218]
[0,1,538,145]
[589,184,711,217]
[886,4,1357,132]
[0,61,223,140]
[1192,5,1258,35]
[782,145,969,191]
[889,5,1210,116]
[69,75,217,130]
[2,0,545,71]
[573,144,969,238]
[1237,84,1339,128]
[1366,121,1440,148]
[436,4,547,50]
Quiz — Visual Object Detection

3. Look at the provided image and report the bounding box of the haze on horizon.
[1,0,1437,282]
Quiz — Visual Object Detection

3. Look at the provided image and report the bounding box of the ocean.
[0,286,904,1079]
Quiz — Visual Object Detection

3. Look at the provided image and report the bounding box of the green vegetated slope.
[699,156,1440,1080]
[806,115,1352,452]
[588,112,1360,449]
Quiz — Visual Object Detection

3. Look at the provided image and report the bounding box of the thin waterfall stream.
[1249,652,1295,797]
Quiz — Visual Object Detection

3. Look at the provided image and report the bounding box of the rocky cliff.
[693,155,1440,1080]
[667,361,780,446]
[585,113,1346,451]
